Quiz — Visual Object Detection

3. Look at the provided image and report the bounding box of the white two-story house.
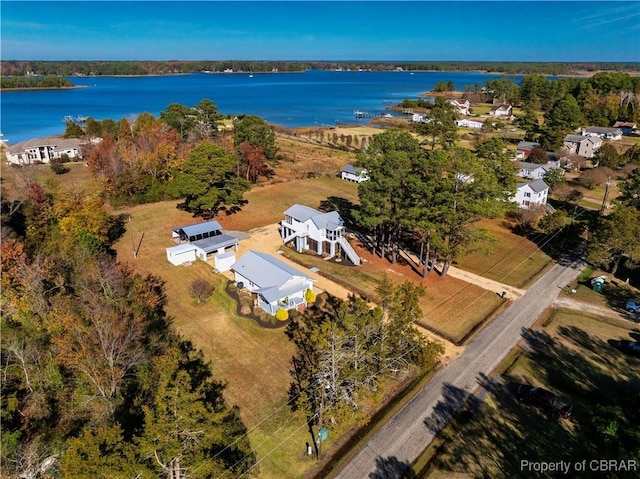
[280,204,360,265]
[513,180,549,209]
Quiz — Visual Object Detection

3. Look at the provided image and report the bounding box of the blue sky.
[2,1,639,61]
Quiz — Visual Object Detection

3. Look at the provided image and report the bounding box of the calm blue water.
[1,70,519,144]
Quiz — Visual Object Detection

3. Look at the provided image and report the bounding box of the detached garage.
[166,243,197,266]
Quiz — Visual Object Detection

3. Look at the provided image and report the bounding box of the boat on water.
[354,110,366,118]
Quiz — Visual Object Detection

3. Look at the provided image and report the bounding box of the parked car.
[516,384,573,419]
[625,300,640,313]
[609,339,640,358]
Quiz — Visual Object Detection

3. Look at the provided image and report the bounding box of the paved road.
[334,254,585,479]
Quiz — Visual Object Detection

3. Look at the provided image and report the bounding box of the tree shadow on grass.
[319,196,359,229]
[427,324,640,478]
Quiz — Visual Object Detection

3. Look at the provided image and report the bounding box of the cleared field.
[458,218,554,288]
[217,175,360,231]
[421,309,640,478]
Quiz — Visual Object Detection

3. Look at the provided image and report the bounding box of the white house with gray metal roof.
[580,126,622,141]
[512,180,549,209]
[516,161,551,180]
[231,250,315,314]
[280,204,361,265]
[341,164,369,183]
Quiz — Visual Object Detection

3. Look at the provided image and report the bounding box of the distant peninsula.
[1,74,76,90]
[1,60,639,77]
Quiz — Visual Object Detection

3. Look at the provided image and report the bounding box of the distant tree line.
[0,75,74,89]
[2,60,639,77]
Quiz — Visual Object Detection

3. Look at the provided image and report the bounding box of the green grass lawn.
[419,308,640,478]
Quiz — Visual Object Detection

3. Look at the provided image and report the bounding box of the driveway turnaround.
[334,254,585,479]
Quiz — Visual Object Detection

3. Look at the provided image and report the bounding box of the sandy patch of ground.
[552,296,636,323]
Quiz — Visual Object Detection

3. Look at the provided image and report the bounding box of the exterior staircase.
[337,237,361,266]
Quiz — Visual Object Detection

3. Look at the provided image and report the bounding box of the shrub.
[275,308,289,321]
[304,288,316,304]
[189,278,215,305]
[50,157,69,175]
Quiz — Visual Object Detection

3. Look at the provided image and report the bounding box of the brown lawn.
[458,218,554,288]
[1,161,91,201]
[112,201,310,479]
[217,176,360,231]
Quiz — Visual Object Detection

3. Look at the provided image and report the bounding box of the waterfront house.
[580,126,623,141]
[280,204,360,265]
[231,250,315,315]
[563,135,602,158]
[5,137,83,165]
[448,99,471,115]
[512,180,549,209]
[489,104,513,119]
[166,220,238,266]
[341,164,369,183]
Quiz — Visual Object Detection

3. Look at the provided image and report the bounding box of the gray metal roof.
[311,211,344,231]
[516,141,541,150]
[284,204,345,231]
[518,161,548,171]
[172,220,222,238]
[191,234,238,254]
[342,164,365,175]
[284,204,321,222]
[528,179,549,193]
[564,134,589,143]
[232,251,313,291]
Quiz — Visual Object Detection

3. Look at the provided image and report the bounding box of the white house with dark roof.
[231,250,315,314]
[5,137,84,165]
[580,126,623,141]
[341,164,369,183]
[489,104,513,119]
[280,204,360,265]
[563,134,602,158]
[512,180,549,209]
[166,220,238,267]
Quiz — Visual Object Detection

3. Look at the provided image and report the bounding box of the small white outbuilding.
[166,243,197,266]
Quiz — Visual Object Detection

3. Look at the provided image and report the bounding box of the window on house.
[525,192,531,197]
